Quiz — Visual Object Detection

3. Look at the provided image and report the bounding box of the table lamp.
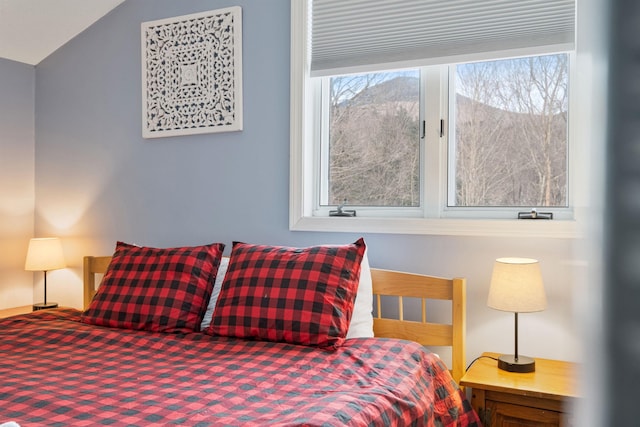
[25,237,66,310]
[487,257,546,373]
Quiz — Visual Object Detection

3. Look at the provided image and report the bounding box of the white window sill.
[290,215,582,238]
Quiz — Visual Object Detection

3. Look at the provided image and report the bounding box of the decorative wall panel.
[141,7,243,138]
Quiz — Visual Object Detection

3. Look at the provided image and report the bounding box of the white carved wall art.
[141,7,243,138]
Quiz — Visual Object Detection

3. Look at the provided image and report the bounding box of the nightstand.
[0,305,32,319]
[460,352,578,427]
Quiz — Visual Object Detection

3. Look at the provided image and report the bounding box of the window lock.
[518,209,553,220]
[329,200,356,217]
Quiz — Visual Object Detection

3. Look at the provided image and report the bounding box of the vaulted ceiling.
[0,0,125,65]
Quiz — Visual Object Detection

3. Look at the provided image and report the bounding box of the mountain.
[341,76,419,107]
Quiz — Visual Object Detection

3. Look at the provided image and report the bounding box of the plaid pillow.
[82,241,225,333]
[206,238,366,349]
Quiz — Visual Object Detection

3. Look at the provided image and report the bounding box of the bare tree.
[455,62,517,206]
[329,73,420,206]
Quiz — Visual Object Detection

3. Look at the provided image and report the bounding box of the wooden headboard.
[370,269,466,383]
[83,256,466,383]
[83,256,112,310]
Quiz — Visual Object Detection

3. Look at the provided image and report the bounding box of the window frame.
[290,1,583,238]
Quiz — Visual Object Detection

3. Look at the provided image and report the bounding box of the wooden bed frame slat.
[370,269,454,299]
[82,256,467,383]
[373,318,453,346]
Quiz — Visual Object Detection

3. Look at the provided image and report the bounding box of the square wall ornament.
[141,7,243,138]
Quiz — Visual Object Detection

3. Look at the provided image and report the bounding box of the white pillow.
[200,252,374,338]
[346,249,374,338]
[199,256,229,330]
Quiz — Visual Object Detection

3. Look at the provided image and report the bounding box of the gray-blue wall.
[0,58,35,308]
[31,0,587,364]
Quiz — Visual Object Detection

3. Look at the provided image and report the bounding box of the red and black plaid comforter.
[0,309,480,426]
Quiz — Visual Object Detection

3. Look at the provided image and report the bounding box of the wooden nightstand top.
[0,305,32,319]
[460,352,579,401]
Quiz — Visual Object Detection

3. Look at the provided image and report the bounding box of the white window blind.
[310,0,576,76]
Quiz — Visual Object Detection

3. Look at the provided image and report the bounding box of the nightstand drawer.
[486,400,561,426]
[484,389,565,413]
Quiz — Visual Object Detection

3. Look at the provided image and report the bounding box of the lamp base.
[497,354,536,373]
[33,302,58,311]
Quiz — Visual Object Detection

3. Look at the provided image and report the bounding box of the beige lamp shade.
[487,257,546,313]
[25,237,66,272]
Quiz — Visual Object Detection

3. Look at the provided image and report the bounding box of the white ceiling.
[0,0,125,65]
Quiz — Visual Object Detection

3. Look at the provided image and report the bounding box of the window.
[449,55,569,209]
[321,71,421,208]
[291,0,580,237]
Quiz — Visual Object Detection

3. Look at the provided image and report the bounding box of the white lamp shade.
[24,237,66,271]
[487,257,547,313]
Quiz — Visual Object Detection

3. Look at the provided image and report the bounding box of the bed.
[0,239,480,426]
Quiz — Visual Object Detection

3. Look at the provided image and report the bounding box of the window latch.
[518,209,553,220]
[329,200,356,217]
